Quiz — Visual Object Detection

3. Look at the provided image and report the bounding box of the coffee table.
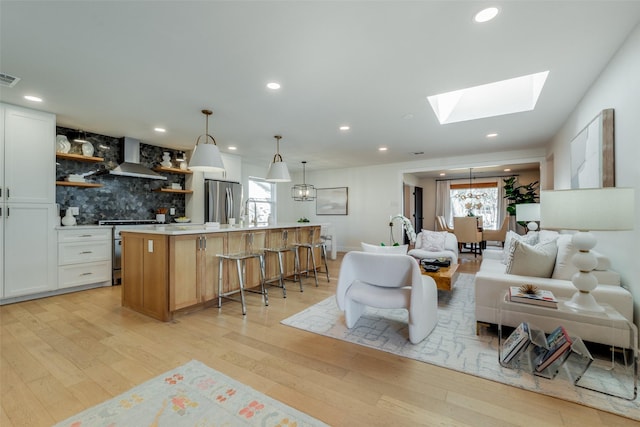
[421,263,459,291]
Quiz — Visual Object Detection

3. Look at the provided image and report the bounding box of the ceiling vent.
[0,73,21,87]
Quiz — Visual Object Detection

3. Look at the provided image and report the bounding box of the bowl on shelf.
[174,217,191,223]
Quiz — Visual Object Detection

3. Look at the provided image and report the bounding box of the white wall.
[548,23,640,326]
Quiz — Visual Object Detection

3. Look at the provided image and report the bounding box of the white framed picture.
[316,187,348,215]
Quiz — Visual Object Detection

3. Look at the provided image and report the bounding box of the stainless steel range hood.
[109,137,167,180]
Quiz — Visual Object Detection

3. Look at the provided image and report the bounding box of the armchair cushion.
[418,230,447,251]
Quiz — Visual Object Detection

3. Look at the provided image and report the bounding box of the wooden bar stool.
[217,231,268,315]
[263,229,301,297]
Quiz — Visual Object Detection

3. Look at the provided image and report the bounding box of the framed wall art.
[570,108,614,189]
[316,187,348,215]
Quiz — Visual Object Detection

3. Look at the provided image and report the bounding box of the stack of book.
[500,322,531,364]
[508,286,558,308]
[534,326,573,372]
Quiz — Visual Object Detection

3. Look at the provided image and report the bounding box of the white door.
[3,203,57,298]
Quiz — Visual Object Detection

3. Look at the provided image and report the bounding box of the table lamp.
[540,188,634,312]
[515,203,540,232]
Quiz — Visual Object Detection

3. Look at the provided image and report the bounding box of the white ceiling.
[1,1,639,174]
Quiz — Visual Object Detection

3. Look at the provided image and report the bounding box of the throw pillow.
[502,230,539,264]
[506,238,558,278]
[551,234,612,279]
[420,230,447,251]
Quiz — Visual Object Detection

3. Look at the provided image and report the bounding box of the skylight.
[427,71,549,125]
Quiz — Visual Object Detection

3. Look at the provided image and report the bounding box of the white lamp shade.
[540,188,635,230]
[515,203,540,222]
[266,161,291,182]
[188,143,225,172]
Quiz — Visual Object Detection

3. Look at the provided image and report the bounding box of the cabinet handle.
[6,188,9,199]
[203,236,207,250]
[80,272,93,276]
[80,234,93,237]
[80,251,93,254]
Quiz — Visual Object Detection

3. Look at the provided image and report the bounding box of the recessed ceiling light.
[474,7,499,23]
[228,146,237,150]
[379,147,388,152]
[440,173,446,176]
[266,82,281,90]
[24,95,42,102]
[486,133,498,138]
[339,125,350,131]
[427,71,549,124]
[504,168,512,172]
[154,127,166,133]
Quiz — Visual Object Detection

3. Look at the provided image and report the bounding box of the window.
[246,177,275,225]
[450,182,498,229]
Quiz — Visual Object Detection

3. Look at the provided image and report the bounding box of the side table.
[498,293,638,400]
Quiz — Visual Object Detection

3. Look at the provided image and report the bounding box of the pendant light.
[291,161,316,201]
[265,135,291,182]
[188,109,225,172]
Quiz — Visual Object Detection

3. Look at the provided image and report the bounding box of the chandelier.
[455,168,487,212]
[291,161,316,201]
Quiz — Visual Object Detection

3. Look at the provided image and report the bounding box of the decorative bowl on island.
[174,217,191,223]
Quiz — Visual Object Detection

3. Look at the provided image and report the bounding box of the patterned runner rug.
[281,273,639,420]
[54,360,328,426]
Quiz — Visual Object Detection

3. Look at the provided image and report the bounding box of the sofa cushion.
[506,238,558,278]
[420,230,447,251]
[502,230,539,264]
[552,234,616,281]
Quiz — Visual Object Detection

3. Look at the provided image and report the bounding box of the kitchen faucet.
[244,198,259,226]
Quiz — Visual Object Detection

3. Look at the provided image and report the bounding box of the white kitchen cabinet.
[203,153,242,182]
[58,227,112,289]
[1,103,57,301]
[3,105,55,203]
[3,203,57,298]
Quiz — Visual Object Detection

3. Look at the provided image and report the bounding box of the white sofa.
[474,231,634,348]
[408,231,459,264]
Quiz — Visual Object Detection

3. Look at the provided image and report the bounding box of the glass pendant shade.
[188,109,225,172]
[266,135,291,182]
[291,161,316,201]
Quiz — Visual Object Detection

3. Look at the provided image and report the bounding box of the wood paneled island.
[120,223,321,321]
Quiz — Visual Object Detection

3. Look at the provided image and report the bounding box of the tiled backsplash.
[56,127,187,224]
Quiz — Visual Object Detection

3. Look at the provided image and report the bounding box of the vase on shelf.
[161,152,172,168]
[61,208,77,226]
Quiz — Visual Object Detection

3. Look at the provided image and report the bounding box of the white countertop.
[118,222,320,236]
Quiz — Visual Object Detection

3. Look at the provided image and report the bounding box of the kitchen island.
[120,223,322,321]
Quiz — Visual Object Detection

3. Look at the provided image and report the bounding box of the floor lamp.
[540,188,634,312]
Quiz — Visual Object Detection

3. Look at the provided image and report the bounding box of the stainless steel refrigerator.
[205,179,243,224]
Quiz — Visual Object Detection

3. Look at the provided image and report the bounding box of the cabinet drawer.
[59,241,111,265]
[58,228,111,242]
[58,261,111,289]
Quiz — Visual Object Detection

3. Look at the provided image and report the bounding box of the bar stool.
[294,227,330,287]
[217,231,268,315]
[263,229,302,297]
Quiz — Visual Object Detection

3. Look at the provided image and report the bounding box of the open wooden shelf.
[153,188,193,194]
[153,166,192,175]
[56,181,103,188]
[56,152,104,163]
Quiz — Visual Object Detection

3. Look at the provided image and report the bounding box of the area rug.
[282,273,639,420]
[54,360,328,427]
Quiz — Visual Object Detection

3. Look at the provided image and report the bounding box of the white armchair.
[408,231,459,264]
[336,251,438,344]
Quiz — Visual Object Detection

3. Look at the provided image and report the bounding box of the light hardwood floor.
[0,251,636,426]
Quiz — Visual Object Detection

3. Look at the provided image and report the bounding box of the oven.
[99,219,159,285]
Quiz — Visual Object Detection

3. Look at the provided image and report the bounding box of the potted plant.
[502,176,539,232]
